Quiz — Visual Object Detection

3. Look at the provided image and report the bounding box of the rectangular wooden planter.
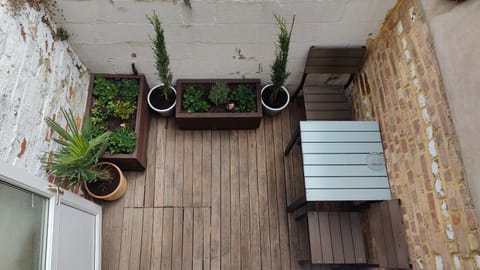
[86,73,151,171]
[175,79,263,129]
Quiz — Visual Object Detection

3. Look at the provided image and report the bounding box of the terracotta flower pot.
[84,162,127,201]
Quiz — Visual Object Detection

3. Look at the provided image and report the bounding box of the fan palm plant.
[42,109,111,188]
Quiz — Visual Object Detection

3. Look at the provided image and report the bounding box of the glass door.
[0,181,49,270]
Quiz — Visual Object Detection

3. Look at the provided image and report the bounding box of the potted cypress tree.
[146,10,176,116]
[261,13,295,115]
[42,109,127,201]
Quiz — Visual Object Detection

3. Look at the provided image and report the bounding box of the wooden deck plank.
[161,208,174,270]
[134,171,146,208]
[172,208,184,270]
[329,212,345,264]
[144,117,158,207]
[150,208,163,269]
[349,212,366,264]
[339,212,355,264]
[154,117,167,207]
[193,131,203,206]
[210,131,222,270]
[307,212,322,263]
[318,212,333,264]
[122,171,136,207]
[183,130,194,207]
[119,207,134,270]
[388,200,410,268]
[193,208,204,270]
[174,129,185,207]
[230,130,241,270]
[220,130,231,270]
[203,207,211,270]
[129,208,144,270]
[182,207,194,270]
[273,110,291,270]
[255,120,272,270]
[379,201,398,267]
[139,208,154,270]
[202,130,212,207]
[102,199,124,270]
[369,203,388,266]
[163,119,176,206]
[239,130,251,269]
[264,116,282,270]
[248,129,261,270]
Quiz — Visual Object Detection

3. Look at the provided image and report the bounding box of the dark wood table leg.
[287,195,306,212]
[284,125,300,156]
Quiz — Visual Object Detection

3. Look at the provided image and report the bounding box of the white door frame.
[0,161,102,270]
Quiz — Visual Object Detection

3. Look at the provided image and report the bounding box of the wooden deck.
[101,99,329,270]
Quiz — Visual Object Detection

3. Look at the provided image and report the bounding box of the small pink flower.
[227,103,235,110]
[120,123,126,128]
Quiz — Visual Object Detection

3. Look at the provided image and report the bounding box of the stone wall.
[349,0,480,269]
[0,2,90,178]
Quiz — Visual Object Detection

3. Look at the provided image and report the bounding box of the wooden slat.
[300,121,379,132]
[329,212,344,264]
[248,129,261,269]
[119,207,134,270]
[239,130,251,269]
[303,153,381,165]
[301,142,384,154]
[210,131,221,270]
[388,200,410,268]
[220,130,231,270]
[182,208,193,270]
[230,130,241,270]
[133,172,146,207]
[379,201,398,267]
[202,130,212,207]
[144,118,157,207]
[303,165,387,177]
[193,208,203,270]
[303,94,348,102]
[203,207,211,270]
[161,208,174,270]
[306,110,352,120]
[193,131,203,206]
[129,208,144,270]
[154,117,166,207]
[318,212,334,263]
[307,212,323,263]
[305,102,350,111]
[139,208,153,270]
[255,120,272,270]
[306,57,364,66]
[349,212,366,264]
[305,177,390,189]
[174,129,184,206]
[172,208,184,270]
[183,130,194,206]
[339,212,355,263]
[150,208,163,269]
[303,86,345,93]
[369,203,388,267]
[306,189,392,201]
[301,131,381,143]
[305,65,363,74]
[308,47,366,58]
[163,119,176,206]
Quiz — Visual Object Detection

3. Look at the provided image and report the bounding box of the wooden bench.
[299,199,410,269]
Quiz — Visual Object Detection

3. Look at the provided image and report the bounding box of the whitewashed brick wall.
[0,3,90,177]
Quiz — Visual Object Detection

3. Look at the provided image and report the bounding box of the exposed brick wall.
[349,0,480,269]
[0,3,90,180]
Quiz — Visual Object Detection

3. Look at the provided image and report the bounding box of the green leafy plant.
[209,82,230,106]
[147,10,174,100]
[56,27,69,41]
[270,13,295,102]
[228,85,256,112]
[108,100,136,120]
[108,126,136,155]
[118,79,139,103]
[93,77,119,104]
[42,109,111,188]
[183,86,210,113]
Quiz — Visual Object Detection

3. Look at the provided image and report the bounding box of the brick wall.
[0,3,89,179]
[349,0,480,269]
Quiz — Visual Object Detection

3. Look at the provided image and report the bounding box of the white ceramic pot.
[147,84,176,116]
[261,83,290,116]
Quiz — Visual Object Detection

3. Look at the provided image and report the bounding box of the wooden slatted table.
[287,121,391,211]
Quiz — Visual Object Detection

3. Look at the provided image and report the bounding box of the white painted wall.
[56,0,395,90]
[419,0,480,217]
[0,3,90,177]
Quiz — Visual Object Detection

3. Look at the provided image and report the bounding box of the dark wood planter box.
[86,74,151,171]
[175,79,262,129]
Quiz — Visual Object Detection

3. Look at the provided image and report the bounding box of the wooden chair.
[284,47,366,155]
[297,199,410,269]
